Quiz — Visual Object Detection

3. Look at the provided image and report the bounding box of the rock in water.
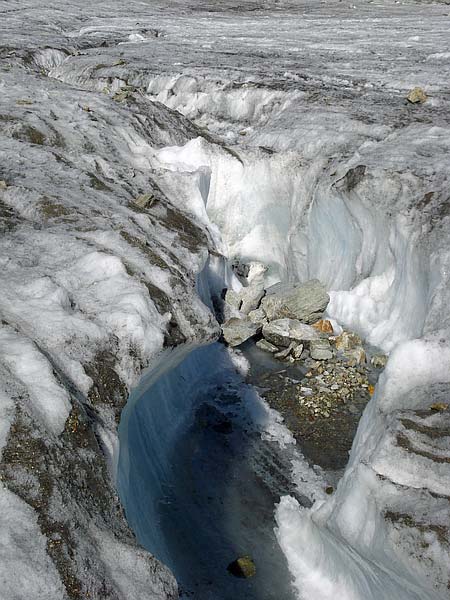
[261,279,329,323]
[227,556,256,578]
[262,318,319,347]
[309,338,333,360]
[221,318,261,347]
[406,87,427,104]
[256,338,279,353]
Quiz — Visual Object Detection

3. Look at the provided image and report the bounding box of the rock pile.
[221,273,331,361]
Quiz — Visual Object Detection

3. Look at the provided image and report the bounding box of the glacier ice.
[1,0,450,598]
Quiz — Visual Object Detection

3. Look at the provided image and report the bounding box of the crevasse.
[118,132,450,599]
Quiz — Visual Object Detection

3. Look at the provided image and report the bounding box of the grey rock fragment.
[261,279,329,324]
[225,288,242,310]
[222,318,261,347]
[256,339,279,353]
[262,318,319,347]
[248,307,267,325]
[240,284,265,315]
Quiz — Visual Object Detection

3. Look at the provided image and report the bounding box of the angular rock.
[262,318,319,347]
[292,343,304,359]
[240,284,265,315]
[133,192,156,209]
[406,87,427,104]
[275,342,296,360]
[312,319,334,334]
[261,279,329,324]
[259,294,285,321]
[224,288,242,310]
[222,318,261,347]
[344,346,366,366]
[256,338,278,353]
[310,338,333,361]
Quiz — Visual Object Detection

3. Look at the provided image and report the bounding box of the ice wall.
[152,132,450,598]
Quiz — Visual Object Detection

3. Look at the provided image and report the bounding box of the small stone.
[310,338,333,361]
[240,284,265,315]
[371,354,388,369]
[134,193,156,209]
[312,319,334,334]
[430,402,448,412]
[325,486,334,495]
[0,180,7,190]
[255,339,278,354]
[227,556,256,578]
[406,87,427,104]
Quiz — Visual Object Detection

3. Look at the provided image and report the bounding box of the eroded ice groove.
[1,0,450,598]
[118,342,327,599]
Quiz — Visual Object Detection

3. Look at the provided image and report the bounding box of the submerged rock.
[227,556,256,578]
[262,318,319,347]
[222,318,261,347]
[261,279,329,324]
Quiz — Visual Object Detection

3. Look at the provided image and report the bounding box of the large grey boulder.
[222,318,262,347]
[261,279,329,324]
[262,318,319,347]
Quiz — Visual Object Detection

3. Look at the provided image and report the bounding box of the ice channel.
[118,139,450,600]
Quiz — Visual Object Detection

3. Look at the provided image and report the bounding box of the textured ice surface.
[1,0,450,598]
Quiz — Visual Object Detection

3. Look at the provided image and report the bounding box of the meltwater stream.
[118,343,304,600]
